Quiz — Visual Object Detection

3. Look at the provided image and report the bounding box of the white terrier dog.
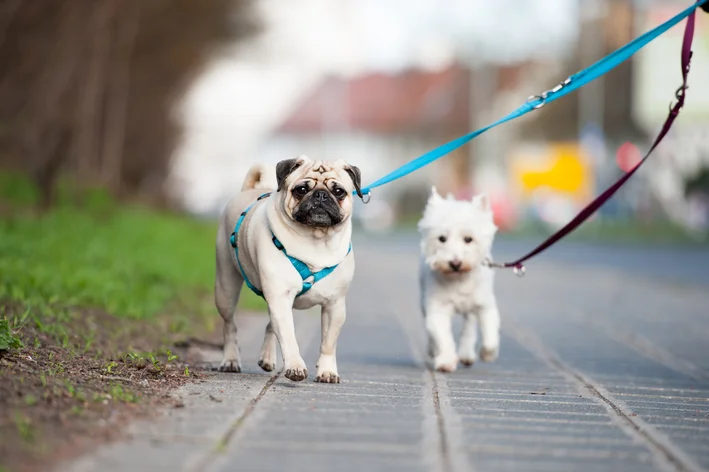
[417,187,500,372]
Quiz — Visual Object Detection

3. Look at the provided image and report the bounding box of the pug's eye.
[293,185,308,196]
[332,187,346,199]
[438,235,447,243]
[463,236,473,244]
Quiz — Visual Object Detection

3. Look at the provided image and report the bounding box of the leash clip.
[482,258,505,269]
[361,189,372,204]
[526,77,572,110]
[669,83,689,111]
[483,258,526,277]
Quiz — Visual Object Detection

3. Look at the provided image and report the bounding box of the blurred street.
[62,234,709,472]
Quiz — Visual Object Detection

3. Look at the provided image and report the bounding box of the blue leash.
[358,0,707,197]
[230,193,351,298]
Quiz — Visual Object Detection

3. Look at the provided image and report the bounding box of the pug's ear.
[276,158,302,192]
[344,165,363,198]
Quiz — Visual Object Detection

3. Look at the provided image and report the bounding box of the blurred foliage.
[0,0,260,208]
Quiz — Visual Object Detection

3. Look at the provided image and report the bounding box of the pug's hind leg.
[215,247,244,373]
[258,321,278,372]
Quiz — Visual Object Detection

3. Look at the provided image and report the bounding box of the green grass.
[0,171,265,351]
[0,318,23,351]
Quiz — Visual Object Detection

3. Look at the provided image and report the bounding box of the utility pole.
[468,61,496,193]
[578,0,608,168]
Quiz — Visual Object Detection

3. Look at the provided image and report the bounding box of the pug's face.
[276,156,363,228]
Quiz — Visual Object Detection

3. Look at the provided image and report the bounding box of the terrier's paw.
[219,359,242,373]
[459,356,476,367]
[433,354,459,373]
[479,346,499,362]
[258,358,275,372]
[315,371,340,384]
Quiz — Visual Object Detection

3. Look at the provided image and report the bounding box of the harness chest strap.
[230,192,352,298]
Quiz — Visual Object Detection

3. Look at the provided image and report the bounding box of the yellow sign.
[509,143,594,203]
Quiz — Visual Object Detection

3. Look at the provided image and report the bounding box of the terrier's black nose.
[449,260,462,271]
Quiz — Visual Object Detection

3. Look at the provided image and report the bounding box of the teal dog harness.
[230,193,352,298]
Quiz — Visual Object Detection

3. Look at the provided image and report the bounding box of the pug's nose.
[449,260,462,271]
[313,189,328,203]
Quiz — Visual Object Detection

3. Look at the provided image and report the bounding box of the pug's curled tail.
[241,164,276,191]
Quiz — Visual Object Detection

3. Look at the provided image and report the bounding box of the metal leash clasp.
[483,258,526,277]
[526,77,572,110]
[512,264,526,278]
[669,83,689,111]
[360,189,372,204]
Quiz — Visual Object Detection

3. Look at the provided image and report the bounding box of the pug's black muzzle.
[293,189,343,227]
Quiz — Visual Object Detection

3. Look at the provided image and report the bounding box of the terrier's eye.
[463,236,473,244]
[333,187,346,199]
[293,185,308,196]
[438,235,447,243]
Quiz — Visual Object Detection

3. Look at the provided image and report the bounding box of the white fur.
[418,187,500,372]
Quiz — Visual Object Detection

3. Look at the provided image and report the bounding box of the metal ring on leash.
[512,264,526,277]
[526,77,572,111]
[670,84,689,111]
[526,95,546,109]
[361,190,372,204]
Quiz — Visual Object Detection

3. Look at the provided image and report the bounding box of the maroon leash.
[488,5,699,277]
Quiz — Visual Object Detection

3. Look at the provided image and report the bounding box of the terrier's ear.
[429,186,443,203]
[473,194,491,212]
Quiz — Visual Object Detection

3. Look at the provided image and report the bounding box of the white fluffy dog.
[418,187,500,372]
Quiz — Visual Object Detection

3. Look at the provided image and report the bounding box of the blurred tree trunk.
[0,0,21,51]
[101,1,141,194]
[75,0,113,187]
[23,2,83,208]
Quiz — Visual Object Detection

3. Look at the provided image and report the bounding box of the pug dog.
[214,155,363,383]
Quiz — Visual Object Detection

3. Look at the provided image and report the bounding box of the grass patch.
[0,318,22,352]
[0,172,266,326]
[0,201,265,321]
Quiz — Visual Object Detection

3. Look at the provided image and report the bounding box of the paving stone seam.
[384,282,474,472]
[504,318,706,472]
[186,373,279,472]
[431,373,454,472]
[195,312,321,472]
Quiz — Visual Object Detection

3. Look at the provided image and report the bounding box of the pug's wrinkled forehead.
[276,155,363,198]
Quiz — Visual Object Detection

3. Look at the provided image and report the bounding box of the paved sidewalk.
[60,235,709,472]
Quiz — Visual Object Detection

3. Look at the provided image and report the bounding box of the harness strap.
[272,236,352,296]
[230,192,272,297]
[230,192,351,298]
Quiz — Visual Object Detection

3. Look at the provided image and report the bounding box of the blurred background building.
[2,0,708,236]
